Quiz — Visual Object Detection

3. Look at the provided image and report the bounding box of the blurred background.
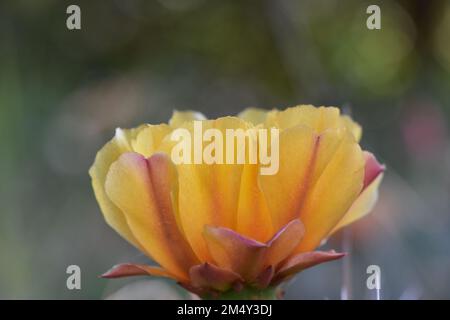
[0,0,449,299]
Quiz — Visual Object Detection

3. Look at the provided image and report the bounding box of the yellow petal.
[89,126,145,249]
[330,173,384,234]
[238,108,270,125]
[105,152,198,281]
[265,105,342,132]
[130,124,171,157]
[169,110,206,127]
[329,151,384,233]
[264,105,362,142]
[341,115,362,142]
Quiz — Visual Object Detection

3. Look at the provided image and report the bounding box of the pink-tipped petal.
[203,226,267,280]
[265,219,305,267]
[190,263,242,292]
[273,250,346,284]
[101,263,174,279]
[363,152,385,189]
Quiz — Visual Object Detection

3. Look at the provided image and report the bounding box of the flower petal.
[203,225,267,280]
[265,219,304,267]
[170,117,252,261]
[264,105,362,141]
[169,110,206,127]
[362,151,385,189]
[273,251,346,283]
[259,125,318,230]
[260,123,365,253]
[89,126,145,249]
[264,105,342,132]
[236,163,273,242]
[254,266,274,289]
[341,115,362,142]
[237,107,269,125]
[101,263,174,279]
[131,124,171,157]
[189,263,242,292]
[330,173,384,234]
[105,152,198,281]
[294,130,365,252]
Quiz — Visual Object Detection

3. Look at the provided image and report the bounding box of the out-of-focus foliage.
[0,0,449,299]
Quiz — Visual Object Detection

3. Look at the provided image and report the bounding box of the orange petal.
[203,225,267,280]
[273,250,346,284]
[189,263,242,292]
[101,263,174,279]
[105,152,198,281]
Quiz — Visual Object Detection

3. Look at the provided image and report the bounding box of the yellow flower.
[89,105,384,297]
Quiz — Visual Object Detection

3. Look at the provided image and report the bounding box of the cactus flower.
[89,105,384,299]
